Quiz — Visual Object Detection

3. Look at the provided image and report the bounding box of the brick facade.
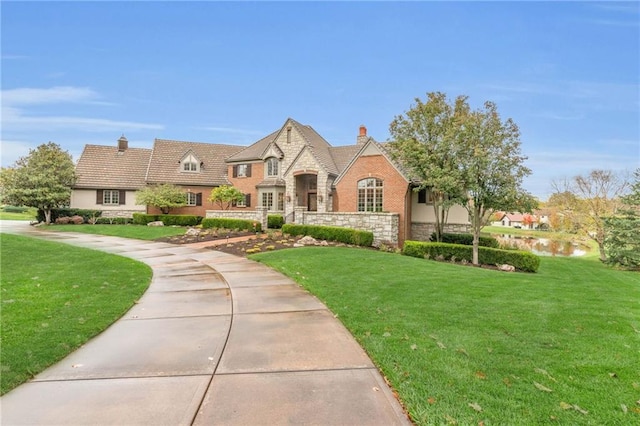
[334,153,410,245]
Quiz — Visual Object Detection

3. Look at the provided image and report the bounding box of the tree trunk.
[44,208,52,224]
[433,202,442,242]
[597,241,607,262]
[472,205,481,265]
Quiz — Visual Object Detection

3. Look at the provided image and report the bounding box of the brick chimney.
[117,135,128,152]
[357,125,368,145]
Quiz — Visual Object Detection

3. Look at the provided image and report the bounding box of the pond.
[490,234,592,257]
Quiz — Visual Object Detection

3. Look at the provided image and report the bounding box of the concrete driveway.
[0,221,411,425]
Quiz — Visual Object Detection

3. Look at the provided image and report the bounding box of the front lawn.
[252,247,640,425]
[42,224,187,240]
[0,233,152,395]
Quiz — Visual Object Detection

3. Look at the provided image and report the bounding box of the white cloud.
[0,140,33,167]
[2,86,98,105]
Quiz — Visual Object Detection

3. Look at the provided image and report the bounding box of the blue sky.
[2,1,638,200]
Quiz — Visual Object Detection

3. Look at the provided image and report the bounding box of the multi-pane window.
[357,178,383,212]
[261,192,273,210]
[266,157,279,177]
[277,192,284,211]
[182,154,198,172]
[103,190,120,205]
[237,164,248,177]
[186,192,197,206]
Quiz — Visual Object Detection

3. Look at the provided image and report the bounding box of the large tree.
[209,185,244,210]
[0,142,76,224]
[135,184,186,214]
[388,92,469,242]
[457,101,535,265]
[552,170,629,261]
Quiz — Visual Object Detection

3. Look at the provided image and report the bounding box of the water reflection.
[490,234,590,257]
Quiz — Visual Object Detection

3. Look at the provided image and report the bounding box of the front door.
[308,193,317,211]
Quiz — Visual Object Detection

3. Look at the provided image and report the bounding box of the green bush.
[268,215,284,229]
[403,240,540,272]
[37,209,102,223]
[2,206,28,213]
[430,232,500,248]
[201,218,262,232]
[282,224,374,247]
[131,214,201,226]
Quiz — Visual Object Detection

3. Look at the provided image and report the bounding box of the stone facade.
[205,207,269,230]
[410,222,471,242]
[294,207,399,246]
[101,210,140,219]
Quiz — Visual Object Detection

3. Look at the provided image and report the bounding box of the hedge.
[403,240,540,273]
[268,214,284,229]
[132,213,202,226]
[201,218,262,232]
[431,232,500,248]
[94,217,131,225]
[37,209,102,223]
[281,224,374,247]
[2,206,29,213]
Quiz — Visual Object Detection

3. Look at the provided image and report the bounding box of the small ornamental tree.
[135,184,186,214]
[209,185,244,210]
[0,142,76,224]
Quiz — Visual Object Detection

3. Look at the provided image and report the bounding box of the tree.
[208,185,244,210]
[135,184,186,214]
[551,170,629,261]
[604,168,640,269]
[388,92,470,242]
[0,142,76,224]
[456,101,535,265]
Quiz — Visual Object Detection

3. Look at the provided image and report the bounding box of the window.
[236,196,246,207]
[357,178,383,212]
[103,190,120,205]
[186,192,197,206]
[262,192,273,210]
[182,154,199,172]
[232,164,251,178]
[266,157,279,177]
[418,188,446,204]
[277,192,284,211]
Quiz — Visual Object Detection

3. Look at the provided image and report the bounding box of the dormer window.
[266,157,279,177]
[182,153,199,173]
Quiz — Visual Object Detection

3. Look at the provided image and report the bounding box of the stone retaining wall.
[101,210,141,219]
[294,208,399,246]
[205,207,269,229]
[410,222,471,242]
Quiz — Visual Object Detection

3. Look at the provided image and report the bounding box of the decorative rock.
[297,236,318,246]
[320,240,329,246]
[498,264,516,272]
[185,228,200,236]
[147,221,164,227]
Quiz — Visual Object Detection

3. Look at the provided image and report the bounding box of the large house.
[71,118,470,245]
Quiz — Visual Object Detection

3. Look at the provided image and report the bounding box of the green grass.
[42,224,187,240]
[0,233,152,395]
[0,207,37,221]
[252,247,640,425]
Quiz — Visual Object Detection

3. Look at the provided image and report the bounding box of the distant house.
[71,118,471,245]
[492,211,541,229]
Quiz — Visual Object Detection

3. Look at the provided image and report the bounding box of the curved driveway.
[0,221,411,425]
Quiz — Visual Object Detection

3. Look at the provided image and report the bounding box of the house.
[71,136,152,218]
[492,211,540,229]
[71,118,470,246]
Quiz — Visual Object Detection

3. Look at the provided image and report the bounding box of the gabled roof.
[329,145,362,174]
[225,130,279,163]
[74,145,152,189]
[333,139,412,186]
[146,139,243,186]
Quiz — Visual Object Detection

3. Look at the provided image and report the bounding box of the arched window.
[357,178,383,212]
[266,157,279,177]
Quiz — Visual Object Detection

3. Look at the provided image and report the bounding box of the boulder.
[147,221,164,227]
[297,236,318,246]
[498,264,516,272]
[185,228,200,237]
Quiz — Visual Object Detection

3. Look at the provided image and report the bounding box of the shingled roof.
[146,139,243,186]
[74,145,152,189]
[225,130,279,163]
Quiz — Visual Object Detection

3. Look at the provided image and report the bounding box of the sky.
[1,1,638,200]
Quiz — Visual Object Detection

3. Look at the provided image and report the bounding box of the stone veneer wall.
[294,208,399,246]
[101,210,141,219]
[410,222,471,242]
[205,207,269,229]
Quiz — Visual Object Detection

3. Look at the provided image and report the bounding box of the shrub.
[201,218,262,232]
[430,232,500,248]
[2,206,28,213]
[38,209,101,223]
[132,213,159,225]
[281,224,374,247]
[403,240,540,272]
[268,215,284,229]
[132,214,201,226]
[70,215,84,224]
